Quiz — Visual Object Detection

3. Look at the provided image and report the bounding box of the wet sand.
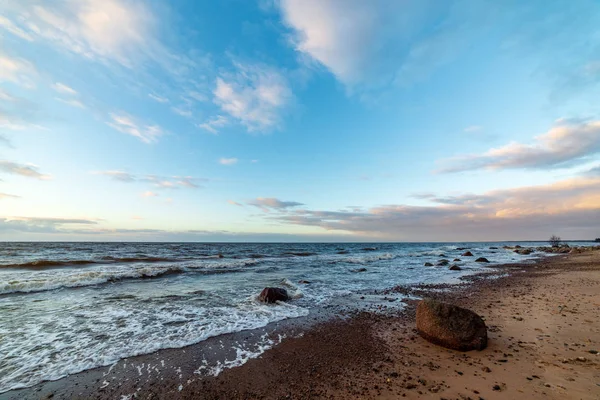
[3,250,599,399]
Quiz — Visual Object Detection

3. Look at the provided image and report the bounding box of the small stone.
[492,384,501,391]
[544,383,551,388]
[576,357,587,362]
[588,350,598,354]
[482,366,491,373]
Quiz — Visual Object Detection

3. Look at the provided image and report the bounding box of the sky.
[0,0,599,242]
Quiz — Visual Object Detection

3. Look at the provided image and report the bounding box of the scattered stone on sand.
[258,287,290,303]
[436,259,449,266]
[416,299,488,351]
[449,265,462,271]
[462,251,474,257]
[475,257,490,263]
[424,262,434,267]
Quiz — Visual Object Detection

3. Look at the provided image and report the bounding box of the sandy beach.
[3,249,599,400]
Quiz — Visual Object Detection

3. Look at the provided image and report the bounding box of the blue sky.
[0,0,599,241]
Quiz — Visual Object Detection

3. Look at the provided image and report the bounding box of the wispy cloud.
[212,63,293,132]
[0,134,12,148]
[219,157,238,166]
[107,113,164,143]
[0,0,155,67]
[56,98,86,109]
[464,125,483,133]
[0,15,33,41]
[227,200,243,207]
[51,82,77,95]
[248,197,304,212]
[198,115,229,134]
[439,119,600,173]
[148,93,169,103]
[95,170,207,189]
[0,54,37,88]
[0,192,20,200]
[142,191,158,197]
[0,160,51,180]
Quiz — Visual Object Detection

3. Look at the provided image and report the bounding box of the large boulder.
[258,287,290,303]
[475,257,489,263]
[462,251,474,257]
[416,299,487,351]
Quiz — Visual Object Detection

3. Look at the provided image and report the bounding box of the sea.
[0,241,592,393]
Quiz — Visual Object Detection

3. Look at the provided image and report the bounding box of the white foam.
[194,333,286,377]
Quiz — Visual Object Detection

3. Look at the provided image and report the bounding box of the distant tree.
[549,235,561,247]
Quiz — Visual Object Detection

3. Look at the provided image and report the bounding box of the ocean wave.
[0,259,260,295]
[0,259,98,270]
[0,266,187,295]
[334,252,398,264]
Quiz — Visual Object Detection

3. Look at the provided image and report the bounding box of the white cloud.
[219,157,238,166]
[6,0,155,66]
[439,119,600,173]
[464,125,483,133]
[107,113,164,143]
[95,170,206,189]
[52,82,77,95]
[142,191,158,197]
[148,93,169,103]
[198,115,229,134]
[56,98,85,109]
[0,192,20,200]
[0,160,51,180]
[171,106,192,118]
[0,54,37,88]
[227,200,243,207]
[0,15,33,41]
[213,63,293,132]
[248,197,304,212]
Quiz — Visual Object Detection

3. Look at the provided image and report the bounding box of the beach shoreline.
[3,249,599,399]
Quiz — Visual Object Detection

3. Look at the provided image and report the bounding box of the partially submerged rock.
[258,287,290,303]
[514,248,533,255]
[475,257,490,263]
[424,262,434,267]
[462,251,474,257]
[449,265,462,271]
[436,259,449,266]
[416,299,487,351]
[351,267,367,273]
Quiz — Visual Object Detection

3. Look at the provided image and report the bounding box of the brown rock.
[475,257,490,263]
[462,251,474,257]
[449,265,462,271]
[424,262,434,267]
[416,299,487,351]
[258,287,290,303]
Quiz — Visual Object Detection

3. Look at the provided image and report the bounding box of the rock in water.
[462,251,474,257]
[416,299,487,351]
[475,257,490,263]
[436,259,449,266]
[258,287,290,303]
[424,262,434,267]
[449,265,462,271]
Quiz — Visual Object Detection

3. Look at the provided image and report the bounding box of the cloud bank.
[439,119,600,173]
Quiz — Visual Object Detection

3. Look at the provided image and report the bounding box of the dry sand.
[3,250,599,399]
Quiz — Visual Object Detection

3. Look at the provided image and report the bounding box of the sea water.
[0,241,590,392]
